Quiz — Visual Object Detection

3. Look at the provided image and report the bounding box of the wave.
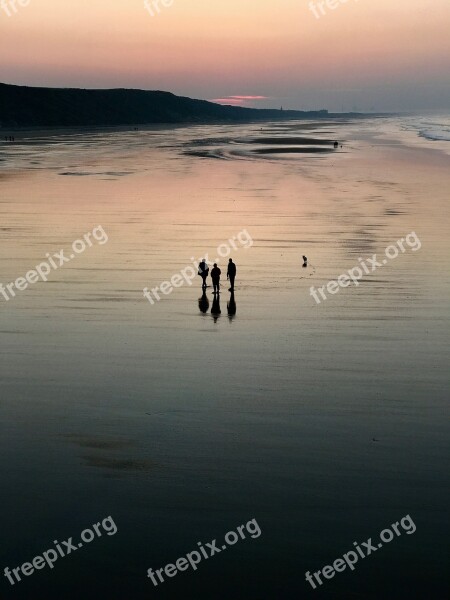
[418,128,450,142]
[406,116,450,142]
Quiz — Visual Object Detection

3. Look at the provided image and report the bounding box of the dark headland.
[0,83,370,129]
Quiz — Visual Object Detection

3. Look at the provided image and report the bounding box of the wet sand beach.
[0,117,449,599]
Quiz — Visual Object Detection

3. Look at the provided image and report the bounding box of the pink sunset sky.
[0,0,449,111]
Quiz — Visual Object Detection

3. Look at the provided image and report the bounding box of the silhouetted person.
[198,290,209,314]
[198,259,209,289]
[211,293,221,322]
[227,291,236,320]
[227,258,237,290]
[302,255,308,268]
[211,263,221,294]
[334,141,339,149]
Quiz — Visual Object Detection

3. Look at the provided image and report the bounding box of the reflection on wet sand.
[198,290,209,314]
[227,291,237,321]
[199,288,236,323]
[1,117,449,600]
[211,293,221,322]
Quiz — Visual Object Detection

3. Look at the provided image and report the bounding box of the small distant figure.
[227,258,237,291]
[210,263,221,294]
[334,141,339,149]
[198,259,209,289]
[302,255,308,268]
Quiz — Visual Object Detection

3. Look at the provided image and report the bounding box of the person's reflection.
[211,292,221,322]
[198,290,209,314]
[227,291,236,321]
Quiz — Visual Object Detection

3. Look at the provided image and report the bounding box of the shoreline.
[1,118,449,165]
[0,115,389,139]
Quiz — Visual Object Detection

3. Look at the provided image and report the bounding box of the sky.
[0,0,449,112]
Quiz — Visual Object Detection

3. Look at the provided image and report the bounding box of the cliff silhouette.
[0,83,336,128]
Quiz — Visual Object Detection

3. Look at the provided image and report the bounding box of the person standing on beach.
[211,263,221,294]
[198,259,209,289]
[227,258,237,291]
